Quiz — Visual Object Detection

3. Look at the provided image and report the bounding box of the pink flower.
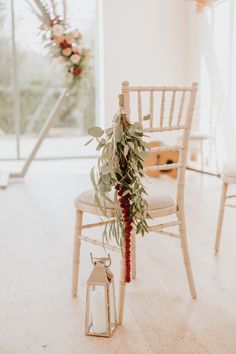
[70,54,81,64]
[83,49,90,59]
[58,57,66,64]
[65,35,74,45]
[69,66,74,73]
[73,30,82,39]
[53,35,65,44]
[62,48,72,57]
[72,45,80,54]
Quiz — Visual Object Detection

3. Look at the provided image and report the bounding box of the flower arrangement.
[87,106,151,283]
[27,0,89,83]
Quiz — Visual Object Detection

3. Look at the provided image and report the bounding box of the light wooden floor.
[1,159,236,354]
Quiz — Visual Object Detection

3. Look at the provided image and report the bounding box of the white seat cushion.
[190,132,210,140]
[221,163,236,178]
[76,188,175,211]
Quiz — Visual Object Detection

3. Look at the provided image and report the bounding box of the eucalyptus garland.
[87,112,151,282]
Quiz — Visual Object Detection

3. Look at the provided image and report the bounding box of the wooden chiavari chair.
[215,164,236,253]
[71,81,198,324]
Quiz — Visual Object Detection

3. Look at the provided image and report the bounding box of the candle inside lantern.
[91,286,107,333]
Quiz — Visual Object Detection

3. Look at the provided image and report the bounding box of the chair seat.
[76,188,175,212]
[221,163,236,183]
[190,132,210,140]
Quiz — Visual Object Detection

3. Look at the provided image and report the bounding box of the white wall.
[185,1,236,164]
[102,0,188,125]
[100,0,236,164]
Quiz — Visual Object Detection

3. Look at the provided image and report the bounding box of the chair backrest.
[121,81,198,206]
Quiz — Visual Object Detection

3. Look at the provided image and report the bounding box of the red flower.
[73,66,82,76]
[60,40,68,49]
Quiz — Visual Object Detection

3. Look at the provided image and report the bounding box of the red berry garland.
[116,183,132,282]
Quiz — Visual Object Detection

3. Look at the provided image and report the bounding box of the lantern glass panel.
[108,281,117,328]
[88,285,107,335]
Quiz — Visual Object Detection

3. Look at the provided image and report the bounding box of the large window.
[0,0,96,159]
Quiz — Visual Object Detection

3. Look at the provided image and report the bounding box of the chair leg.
[200,139,204,171]
[215,182,228,254]
[71,209,83,297]
[131,230,136,280]
[118,248,126,325]
[178,212,197,299]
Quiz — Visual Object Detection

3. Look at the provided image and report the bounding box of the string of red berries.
[115,183,132,282]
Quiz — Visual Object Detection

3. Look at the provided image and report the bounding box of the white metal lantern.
[85,253,117,337]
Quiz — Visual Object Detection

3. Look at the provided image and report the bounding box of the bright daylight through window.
[0,0,96,159]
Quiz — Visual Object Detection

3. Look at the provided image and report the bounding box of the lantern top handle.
[90,253,111,267]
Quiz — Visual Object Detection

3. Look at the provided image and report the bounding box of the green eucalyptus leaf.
[102,174,111,184]
[124,145,129,157]
[94,193,106,216]
[127,142,134,149]
[133,122,143,130]
[138,150,150,160]
[84,138,94,146]
[96,143,104,151]
[122,189,130,196]
[101,163,111,175]
[106,127,113,135]
[143,114,151,121]
[115,125,122,142]
[90,167,98,191]
[141,141,151,150]
[88,126,104,138]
